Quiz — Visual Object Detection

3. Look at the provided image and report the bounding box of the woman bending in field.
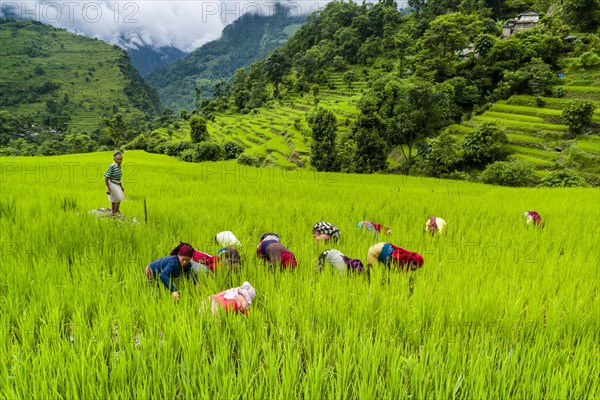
[146,242,197,302]
[312,221,341,242]
[366,242,424,270]
[425,216,446,235]
[104,151,125,217]
[215,231,242,247]
[256,232,297,269]
[524,211,544,227]
[317,249,364,274]
[191,246,242,273]
[357,221,392,238]
[208,281,256,317]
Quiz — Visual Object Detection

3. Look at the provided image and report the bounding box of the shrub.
[237,153,258,167]
[480,161,537,187]
[146,136,169,154]
[223,141,244,160]
[561,100,596,137]
[165,141,193,157]
[535,96,546,107]
[123,133,148,151]
[578,51,600,69]
[178,149,196,162]
[553,87,566,98]
[537,169,589,187]
[194,142,224,162]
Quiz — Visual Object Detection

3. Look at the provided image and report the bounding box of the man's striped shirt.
[104,163,122,183]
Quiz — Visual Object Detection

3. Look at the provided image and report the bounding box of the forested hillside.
[1,0,599,186]
[0,19,161,153]
[132,0,597,186]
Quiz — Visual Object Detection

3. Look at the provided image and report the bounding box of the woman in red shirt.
[209,281,256,316]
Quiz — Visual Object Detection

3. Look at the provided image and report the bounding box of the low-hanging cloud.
[1,1,324,52]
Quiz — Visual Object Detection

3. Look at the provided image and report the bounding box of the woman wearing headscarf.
[146,242,197,302]
[215,231,242,247]
[357,220,392,238]
[191,246,242,272]
[317,249,364,274]
[425,215,447,235]
[312,221,341,242]
[256,232,297,269]
[366,242,424,271]
[524,211,544,227]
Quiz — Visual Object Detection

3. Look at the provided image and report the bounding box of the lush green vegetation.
[1,151,598,397]
[1,0,599,187]
[0,19,160,146]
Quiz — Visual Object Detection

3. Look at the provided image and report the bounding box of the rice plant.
[0,151,598,398]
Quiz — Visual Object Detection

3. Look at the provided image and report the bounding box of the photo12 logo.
[0,1,318,26]
[1,1,140,24]
[1,161,139,184]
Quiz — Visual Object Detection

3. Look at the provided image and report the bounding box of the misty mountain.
[127,45,188,76]
[147,4,305,111]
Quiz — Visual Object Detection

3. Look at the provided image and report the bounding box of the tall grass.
[1,151,599,398]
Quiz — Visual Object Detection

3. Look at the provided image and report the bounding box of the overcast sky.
[1,1,330,52]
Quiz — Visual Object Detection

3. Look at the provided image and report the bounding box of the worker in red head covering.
[145,242,197,302]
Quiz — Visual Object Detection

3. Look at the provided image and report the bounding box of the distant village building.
[502,10,540,37]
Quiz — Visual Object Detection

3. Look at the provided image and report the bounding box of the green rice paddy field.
[1,151,599,398]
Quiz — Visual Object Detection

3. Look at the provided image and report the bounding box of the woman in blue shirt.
[146,243,196,302]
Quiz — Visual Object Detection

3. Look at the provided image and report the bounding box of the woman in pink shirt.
[209,282,256,316]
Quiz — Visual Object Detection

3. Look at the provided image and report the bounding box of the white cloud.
[0,0,324,52]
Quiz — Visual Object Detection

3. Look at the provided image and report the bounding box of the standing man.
[104,151,125,217]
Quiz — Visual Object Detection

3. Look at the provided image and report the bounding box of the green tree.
[563,0,600,32]
[416,13,482,80]
[263,49,291,99]
[392,32,412,75]
[103,113,126,149]
[223,141,244,160]
[64,133,95,154]
[494,58,557,99]
[232,68,250,110]
[189,115,209,143]
[578,51,600,69]
[334,27,362,63]
[310,108,339,172]
[159,109,174,127]
[337,135,358,173]
[194,87,202,110]
[363,77,453,167]
[462,122,508,168]
[343,70,357,90]
[473,33,495,57]
[562,100,596,138]
[194,142,224,162]
[424,132,461,177]
[352,95,388,173]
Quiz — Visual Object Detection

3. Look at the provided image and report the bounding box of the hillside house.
[502,10,540,37]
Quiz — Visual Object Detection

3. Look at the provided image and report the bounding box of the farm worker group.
[107,153,544,315]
